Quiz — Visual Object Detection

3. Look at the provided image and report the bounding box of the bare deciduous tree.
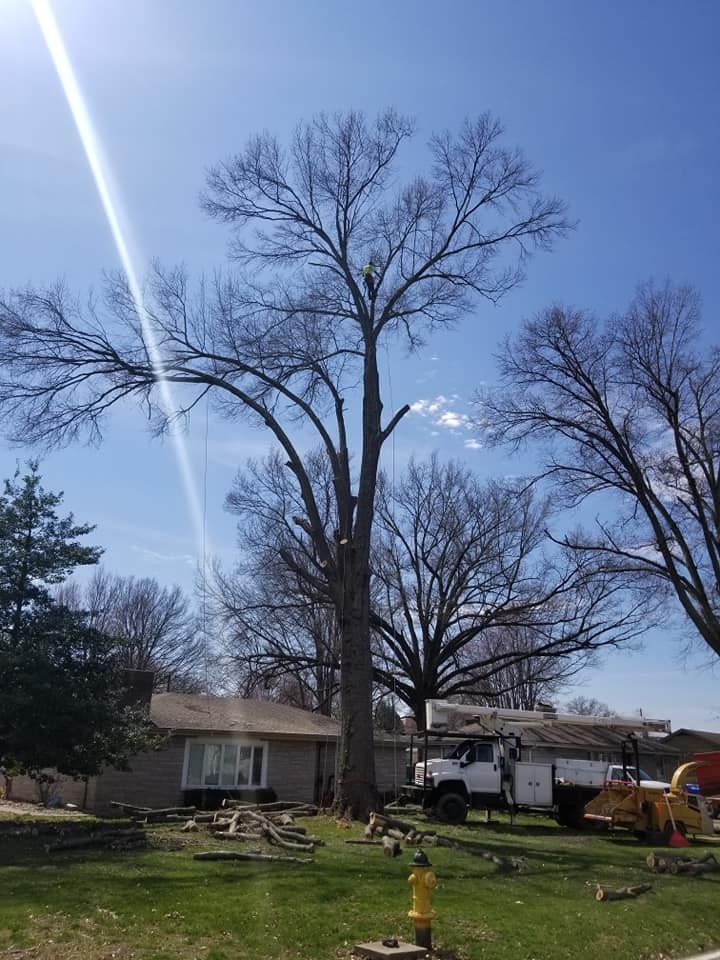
[209,558,339,715]
[481,282,720,660]
[371,456,647,724]
[463,625,584,711]
[563,696,613,716]
[58,568,203,691]
[0,110,568,816]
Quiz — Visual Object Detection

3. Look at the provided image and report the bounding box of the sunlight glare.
[30,0,208,562]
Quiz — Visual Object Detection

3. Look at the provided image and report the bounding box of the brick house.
[661,729,720,766]
[2,693,408,812]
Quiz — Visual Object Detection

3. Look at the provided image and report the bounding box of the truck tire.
[434,792,468,825]
[557,802,584,828]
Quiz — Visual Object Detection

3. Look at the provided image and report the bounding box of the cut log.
[368,812,421,837]
[432,835,523,871]
[140,806,197,822]
[345,839,383,846]
[221,800,318,815]
[272,824,307,836]
[646,851,717,874]
[674,860,719,876]
[110,801,151,814]
[382,836,402,858]
[181,820,199,833]
[193,850,313,863]
[242,811,316,851]
[212,831,264,842]
[595,884,651,901]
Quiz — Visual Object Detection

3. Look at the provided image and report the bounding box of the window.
[471,743,494,764]
[184,741,266,789]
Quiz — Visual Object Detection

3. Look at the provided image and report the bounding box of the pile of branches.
[173,800,321,864]
[110,802,198,823]
[646,851,719,876]
[348,811,526,872]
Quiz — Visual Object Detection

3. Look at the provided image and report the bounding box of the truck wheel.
[557,803,584,828]
[434,792,468,825]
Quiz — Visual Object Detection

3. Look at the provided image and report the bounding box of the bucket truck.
[406,699,671,826]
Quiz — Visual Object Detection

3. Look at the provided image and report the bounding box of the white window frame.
[181,737,268,790]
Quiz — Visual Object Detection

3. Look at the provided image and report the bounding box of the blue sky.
[1,0,718,728]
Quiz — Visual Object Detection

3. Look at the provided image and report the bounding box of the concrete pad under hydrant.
[353,941,428,960]
[678,952,720,960]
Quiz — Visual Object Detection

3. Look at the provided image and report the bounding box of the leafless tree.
[0,110,568,816]
[208,557,339,716]
[463,625,582,711]
[371,456,647,724]
[206,449,341,714]
[480,282,720,661]
[563,696,613,716]
[57,568,203,692]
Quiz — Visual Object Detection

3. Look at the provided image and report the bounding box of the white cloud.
[464,438,482,450]
[410,395,450,417]
[436,410,469,429]
[411,394,474,434]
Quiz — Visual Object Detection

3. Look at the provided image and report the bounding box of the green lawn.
[1,813,719,960]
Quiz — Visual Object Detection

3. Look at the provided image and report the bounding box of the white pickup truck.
[411,738,670,826]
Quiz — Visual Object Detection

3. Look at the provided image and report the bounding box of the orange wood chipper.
[584,746,720,843]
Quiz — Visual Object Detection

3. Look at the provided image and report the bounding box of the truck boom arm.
[425,700,670,735]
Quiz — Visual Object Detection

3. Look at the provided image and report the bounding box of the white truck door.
[514,762,554,806]
[461,741,501,794]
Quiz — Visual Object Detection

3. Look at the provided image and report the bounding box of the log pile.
[109,802,197,823]
[646,851,719,876]
[357,812,525,872]
[220,800,318,816]
[166,801,324,862]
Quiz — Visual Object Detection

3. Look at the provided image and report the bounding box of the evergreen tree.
[0,465,158,786]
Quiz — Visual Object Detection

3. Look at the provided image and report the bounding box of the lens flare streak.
[31,0,207,561]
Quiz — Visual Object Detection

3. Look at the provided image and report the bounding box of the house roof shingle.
[456,721,682,756]
[150,693,340,740]
[664,729,720,748]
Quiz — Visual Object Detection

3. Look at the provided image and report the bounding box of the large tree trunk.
[335,556,378,820]
[334,339,381,820]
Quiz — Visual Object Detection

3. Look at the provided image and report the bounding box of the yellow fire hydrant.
[408,848,437,949]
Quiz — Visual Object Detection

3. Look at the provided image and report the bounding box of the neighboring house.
[661,729,720,769]
[2,692,409,813]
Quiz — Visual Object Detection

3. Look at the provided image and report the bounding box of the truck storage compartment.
[513,762,553,806]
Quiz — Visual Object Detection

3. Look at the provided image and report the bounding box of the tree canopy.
[0,465,158,784]
[0,110,568,816]
[481,282,720,661]
[58,569,203,692]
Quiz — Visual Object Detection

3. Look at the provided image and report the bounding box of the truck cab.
[606,765,670,790]
[415,738,505,822]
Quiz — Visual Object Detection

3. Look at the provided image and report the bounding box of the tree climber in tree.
[362,261,378,299]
